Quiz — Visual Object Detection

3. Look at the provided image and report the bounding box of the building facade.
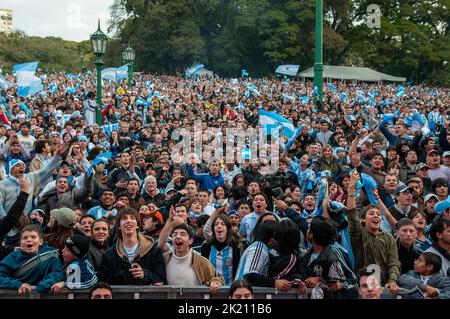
[0,9,13,34]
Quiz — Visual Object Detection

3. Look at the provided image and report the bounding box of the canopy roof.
[298,65,406,82]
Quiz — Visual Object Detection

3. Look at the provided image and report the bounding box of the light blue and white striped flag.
[259,109,295,138]
[116,64,128,81]
[0,76,11,89]
[14,61,39,97]
[327,83,337,94]
[49,83,58,93]
[242,147,251,159]
[102,123,120,137]
[186,64,204,75]
[101,68,117,82]
[275,65,299,76]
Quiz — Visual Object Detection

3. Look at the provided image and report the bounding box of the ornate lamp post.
[122,45,135,88]
[313,0,323,106]
[90,20,108,125]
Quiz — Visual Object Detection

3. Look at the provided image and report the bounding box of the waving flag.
[285,125,303,150]
[28,76,43,96]
[341,92,347,103]
[134,97,146,106]
[49,83,58,93]
[101,68,117,82]
[367,92,375,107]
[361,173,378,206]
[186,64,204,75]
[396,85,406,97]
[19,102,32,116]
[102,123,120,138]
[300,96,309,104]
[0,76,11,90]
[235,102,245,110]
[87,152,112,176]
[116,64,128,81]
[380,110,399,124]
[327,83,337,95]
[67,73,82,81]
[259,109,295,138]
[14,61,39,97]
[241,147,251,159]
[275,64,299,76]
[247,84,260,97]
[241,69,249,78]
[314,86,319,97]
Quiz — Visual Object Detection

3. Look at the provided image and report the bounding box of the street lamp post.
[90,20,108,125]
[313,0,323,107]
[80,52,84,73]
[122,45,135,88]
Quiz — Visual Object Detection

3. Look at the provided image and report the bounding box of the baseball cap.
[395,185,414,196]
[416,163,429,171]
[435,197,450,214]
[227,210,239,218]
[427,149,439,157]
[78,135,88,142]
[406,177,422,185]
[443,151,450,158]
[424,194,439,202]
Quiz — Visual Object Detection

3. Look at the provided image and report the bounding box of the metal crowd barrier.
[0,286,409,299]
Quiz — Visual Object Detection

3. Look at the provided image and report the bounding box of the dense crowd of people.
[0,70,448,299]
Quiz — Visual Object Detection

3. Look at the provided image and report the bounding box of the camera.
[213,203,222,209]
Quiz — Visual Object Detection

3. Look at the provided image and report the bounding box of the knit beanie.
[65,235,90,259]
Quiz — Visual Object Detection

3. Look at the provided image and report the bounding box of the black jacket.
[88,239,109,271]
[0,191,29,239]
[98,234,167,285]
[397,239,421,275]
[298,245,358,299]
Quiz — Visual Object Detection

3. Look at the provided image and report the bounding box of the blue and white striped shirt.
[235,241,269,281]
[239,212,261,242]
[209,245,234,285]
[87,206,118,219]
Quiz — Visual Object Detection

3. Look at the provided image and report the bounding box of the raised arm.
[373,189,398,231]
[346,170,363,241]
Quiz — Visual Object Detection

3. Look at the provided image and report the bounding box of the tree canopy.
[0,0,449,85]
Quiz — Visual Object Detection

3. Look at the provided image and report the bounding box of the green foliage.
[0,31,93,73]
[0,0,448,85]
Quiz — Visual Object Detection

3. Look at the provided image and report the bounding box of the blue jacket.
[398,271,450,299]
[0,242,64,293]
[0,155,61,218]
[187,165,224,193]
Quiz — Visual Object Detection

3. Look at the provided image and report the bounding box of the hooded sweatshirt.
[98,234,167,285]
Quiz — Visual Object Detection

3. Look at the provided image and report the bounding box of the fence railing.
[0,285,409,299]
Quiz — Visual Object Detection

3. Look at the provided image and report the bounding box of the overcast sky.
[1,0,113,42]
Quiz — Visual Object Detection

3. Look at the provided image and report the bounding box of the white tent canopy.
[298,65,406,82]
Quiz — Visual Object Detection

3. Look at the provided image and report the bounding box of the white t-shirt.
[166,250,200,286]
[123,243,139,262]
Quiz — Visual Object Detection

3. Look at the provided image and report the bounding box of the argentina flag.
[259,109,295,138]
[116,64,128,81]
[275,64,299,76]
[0,76,11,90]
[186,64,204,75]
[14,61,39,97]
[102,123,120,137]
[101,68,117,82]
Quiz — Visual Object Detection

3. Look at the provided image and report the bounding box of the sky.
[1,0,113,42]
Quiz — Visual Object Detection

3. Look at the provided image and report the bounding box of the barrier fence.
[0,286,409,299]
